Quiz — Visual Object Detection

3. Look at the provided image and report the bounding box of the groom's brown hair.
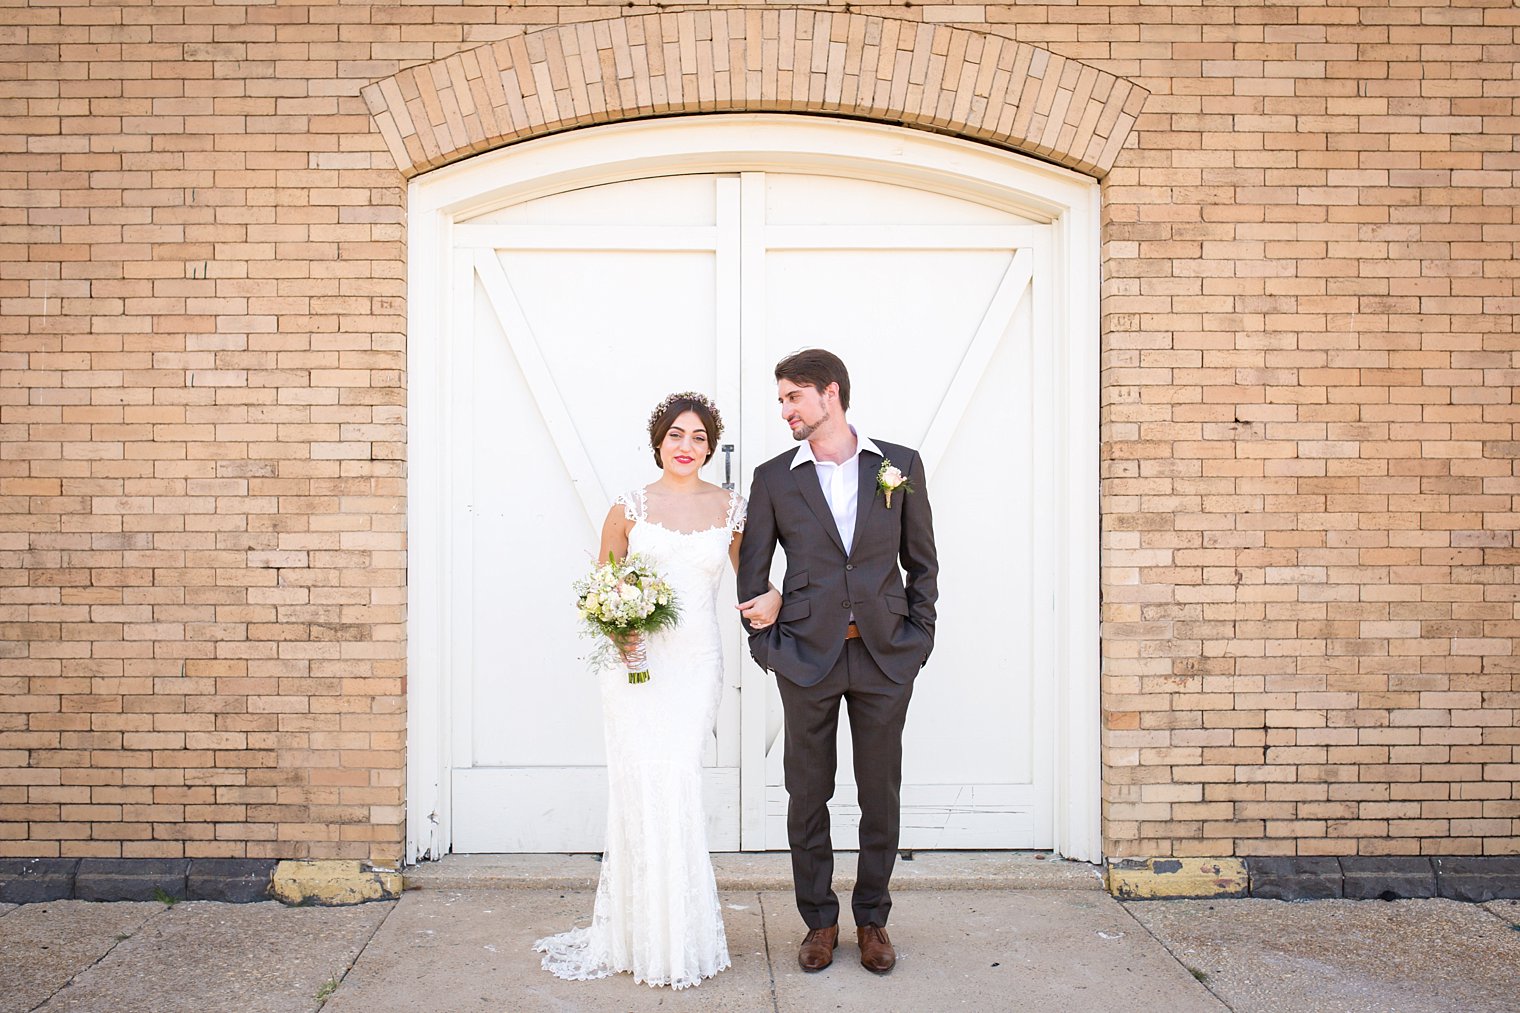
[775,348,851,411]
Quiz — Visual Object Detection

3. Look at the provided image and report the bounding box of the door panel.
[449,174,743,852]
[448,168,1055,852]
[749,173,1053,849]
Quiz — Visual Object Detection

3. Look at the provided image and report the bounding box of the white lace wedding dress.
[534,486,743,990]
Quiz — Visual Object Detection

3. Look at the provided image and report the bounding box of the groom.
[737,349,938,975]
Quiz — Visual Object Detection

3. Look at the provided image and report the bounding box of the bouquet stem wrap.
[621,637,650,684]
[573,552,679,685]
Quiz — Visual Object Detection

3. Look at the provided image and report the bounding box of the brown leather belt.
[845,622,861,640]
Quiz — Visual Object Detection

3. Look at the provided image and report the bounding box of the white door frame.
[405,114,1102,864]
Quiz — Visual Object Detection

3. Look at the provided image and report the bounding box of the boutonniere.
[877,459,912,509]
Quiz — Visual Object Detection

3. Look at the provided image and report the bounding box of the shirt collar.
[790,427,882,469]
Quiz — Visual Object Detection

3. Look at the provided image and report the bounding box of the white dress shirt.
[790,427,882,557]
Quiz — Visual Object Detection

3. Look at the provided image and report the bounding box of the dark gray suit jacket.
[738,438,938,686]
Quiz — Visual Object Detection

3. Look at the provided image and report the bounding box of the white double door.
[445,168,1057,853]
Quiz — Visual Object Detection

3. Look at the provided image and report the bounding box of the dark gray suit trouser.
[776,637,914,929]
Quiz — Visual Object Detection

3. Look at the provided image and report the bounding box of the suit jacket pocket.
[885,594,910,617]
[782,570,809,593]
[778,599,811,623]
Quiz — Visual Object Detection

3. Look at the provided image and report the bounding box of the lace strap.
[612,487,648,523]
[725,489,747,533]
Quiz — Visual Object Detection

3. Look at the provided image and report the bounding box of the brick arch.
[361,12,1147,180]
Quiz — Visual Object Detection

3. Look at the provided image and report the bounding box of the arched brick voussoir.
[361,12,1148,181]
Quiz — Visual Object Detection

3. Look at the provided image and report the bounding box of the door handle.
[721,444,735,490]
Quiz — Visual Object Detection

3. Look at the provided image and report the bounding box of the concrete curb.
[269,860,402,906]
[0,858,277,904]
[75,858,192,903]
[0,858,79,903]
[0,857,401,906]
[1431,856,1520,902]
[7,854,1516,905]
[1106,858,1249,900]
[1107,856,1520,902]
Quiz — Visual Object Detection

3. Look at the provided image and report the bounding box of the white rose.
[882,466,904,488]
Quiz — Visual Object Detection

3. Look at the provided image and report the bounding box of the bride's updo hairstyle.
[648,392,724,468]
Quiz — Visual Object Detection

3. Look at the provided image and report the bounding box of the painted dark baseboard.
[0,858,277,904]
[1246,856,1520,902]
[6,854,1518,904]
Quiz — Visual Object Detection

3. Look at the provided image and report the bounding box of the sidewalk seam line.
[757,891,780,1013]
[1115,901,1238,1013]
[319,896,400,1008]
[1471,900,1518,929]
[28,901,168,1013]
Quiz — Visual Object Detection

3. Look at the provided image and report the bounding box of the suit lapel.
[792,461,847,556]
[851,447,881,556]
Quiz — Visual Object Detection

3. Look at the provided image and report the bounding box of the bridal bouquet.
[573,553,680,684]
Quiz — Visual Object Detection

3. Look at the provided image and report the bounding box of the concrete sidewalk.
[3,855,1518,1013]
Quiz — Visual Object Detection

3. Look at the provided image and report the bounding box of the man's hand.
[736,587,782,630]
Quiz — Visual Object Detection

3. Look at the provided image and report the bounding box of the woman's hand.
[737,587,782,630]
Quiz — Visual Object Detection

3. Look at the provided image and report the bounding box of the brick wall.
[1095,1,1518,859]
[1,1,1515,863]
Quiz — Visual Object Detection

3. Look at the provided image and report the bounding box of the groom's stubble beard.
[790,407,830,442]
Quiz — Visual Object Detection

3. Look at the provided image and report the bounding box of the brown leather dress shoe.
[798,924,838,971]
[857,924,896,973]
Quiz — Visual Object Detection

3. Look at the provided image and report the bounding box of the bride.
[534,392,781,990]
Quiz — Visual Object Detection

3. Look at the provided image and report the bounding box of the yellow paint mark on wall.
[1106,858,1248,900]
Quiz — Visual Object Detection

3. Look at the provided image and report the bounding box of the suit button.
[842,600,851,609]
[845,564,854,571]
